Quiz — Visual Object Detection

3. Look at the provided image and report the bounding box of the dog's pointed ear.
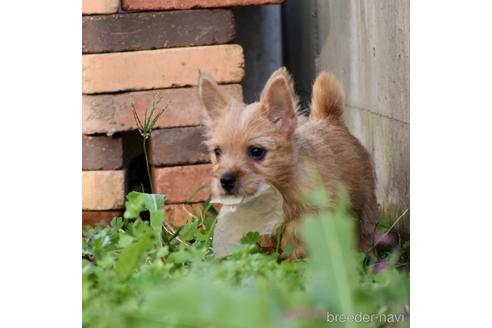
[260,67,298,136]
[198,72,231,122]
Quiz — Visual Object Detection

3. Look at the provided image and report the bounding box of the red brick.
[122,0,285,11]
[83,210,123,226]
[82,0,119,14]
[83,170,126,210]
[83,135,123,170]
[165,203,203,227]
[149,127,209,166]
[82,45,244,94]
[152,164,211,203]
[82,85,242,135]
[83,10,235,54]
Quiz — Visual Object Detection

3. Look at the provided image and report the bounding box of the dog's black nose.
[220,172,237,192]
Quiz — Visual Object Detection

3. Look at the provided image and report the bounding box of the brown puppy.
[198,67,378,257]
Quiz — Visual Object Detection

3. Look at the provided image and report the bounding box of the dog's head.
[198,67,299,198]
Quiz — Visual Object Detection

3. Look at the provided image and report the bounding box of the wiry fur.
[198,67,379,258]
[311,72,344,122]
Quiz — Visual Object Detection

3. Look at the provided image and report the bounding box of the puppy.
[198,67,378,258]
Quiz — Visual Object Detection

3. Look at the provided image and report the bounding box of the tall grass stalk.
[131,97,168,193]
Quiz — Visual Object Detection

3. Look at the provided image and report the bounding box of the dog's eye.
[248,146,266,160]
[213,148,222,159]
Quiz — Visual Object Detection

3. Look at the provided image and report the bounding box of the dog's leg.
[358,196,379,251]
[280,220,306,260]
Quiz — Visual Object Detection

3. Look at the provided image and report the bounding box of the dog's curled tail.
[310,72,345,123]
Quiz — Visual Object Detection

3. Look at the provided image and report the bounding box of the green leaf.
[377,218,391,232]
[123,191,145,219]
[150,208,165,246]
[179,221,198,241]
[115,232,154,280]
[142,194,166,246]
[117,234,135,248]
[156,246,169,258]
[110,216,123,229]
[142,193,166,212]
[167,249,193,264]
[240,231,261,245]
[301,199,358,323]
[124,192,167,245]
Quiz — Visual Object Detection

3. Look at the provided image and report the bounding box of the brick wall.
[82,0,284,226]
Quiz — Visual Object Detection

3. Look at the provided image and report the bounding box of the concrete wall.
[283,0,410,225]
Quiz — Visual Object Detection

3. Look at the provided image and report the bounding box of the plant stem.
[143,138,153,193]
[130,96,168,194]
[370,208,409,252]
